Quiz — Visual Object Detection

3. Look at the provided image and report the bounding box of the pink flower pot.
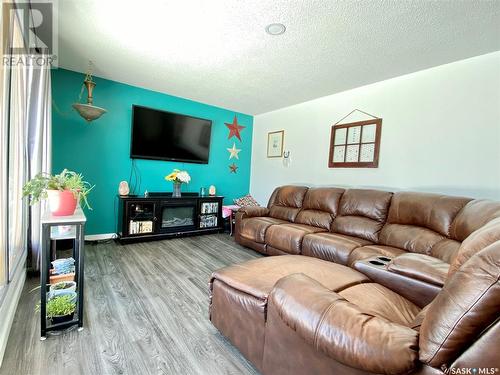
[47,190,78,216]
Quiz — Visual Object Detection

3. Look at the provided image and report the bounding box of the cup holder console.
[363,256,393,268]
[368,260,386,266]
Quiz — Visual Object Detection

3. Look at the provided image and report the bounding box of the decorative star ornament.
[226,143,241,160]
[229,163,238,173]
[225,115,245,141]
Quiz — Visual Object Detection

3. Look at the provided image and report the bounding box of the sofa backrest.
[331,189,393,242]
[379,192,472,261]
[294,187,345,230]
[267,185,309,222]
[418,241,500,368]
[449,199,500,241]
[448,216,500,276]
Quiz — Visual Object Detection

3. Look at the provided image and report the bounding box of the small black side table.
[40,208,86,340]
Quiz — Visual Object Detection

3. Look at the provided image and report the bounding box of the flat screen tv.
[130,105,212,164]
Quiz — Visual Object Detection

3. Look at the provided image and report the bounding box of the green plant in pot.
[50,281,77,292]
[36,295,77,324]
[23,169,94,216]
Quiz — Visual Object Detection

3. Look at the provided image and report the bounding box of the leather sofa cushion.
[348,245,406,266]
[239,217,288,243]
[294,210,333,230]
[211,255,369,301]
[302,233,372,265]
[295,187,344,229]
[339,283,420,326]
[301,187,344,214]
[449,217,500,276]
[269,206,302,222]
[269,274,419,374]
[263,298,373,375]
[419,242,500,367]
[387,192,471,237]
[387,253,450,286]
[379,223,445,255]
[237,206,270,217]
[331,189,393,242]
[338,189,393,222]
[449,199,500,241]
[268,186,308,222]
[268,185,308,208]
[265,224,326,254]
[237,236,267,254]
[266,246,289,256]
[332,216,384,243]
[430,238,461,264]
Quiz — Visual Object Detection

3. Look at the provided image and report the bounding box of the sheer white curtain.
[7,11,29,279]
[26,62,51,271]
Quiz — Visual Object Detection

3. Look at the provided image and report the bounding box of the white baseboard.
[85,233,117,241]
[0,263,26,367]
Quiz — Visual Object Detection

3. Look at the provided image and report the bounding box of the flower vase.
[172,182,182,198]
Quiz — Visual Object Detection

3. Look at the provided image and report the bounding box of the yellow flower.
[165,172,178,181]
[165,169,183,182]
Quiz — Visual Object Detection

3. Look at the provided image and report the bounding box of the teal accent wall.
[52,69,253,235]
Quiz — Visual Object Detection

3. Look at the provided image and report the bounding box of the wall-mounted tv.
[130,105,212,164]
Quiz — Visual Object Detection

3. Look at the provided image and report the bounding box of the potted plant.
[164,169,191,197]
[23,169,94,216]
[47,289,77,303]
[50,281,77,293]
[37,294,77,324]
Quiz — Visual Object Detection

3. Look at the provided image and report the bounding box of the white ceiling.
[58,0,500,115]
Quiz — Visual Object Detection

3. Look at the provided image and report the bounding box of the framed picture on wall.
[328,119,382,168]
[267,130,284,158]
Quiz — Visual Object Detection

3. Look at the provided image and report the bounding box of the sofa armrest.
[237,206,269,218]
[269,273,418,374]
[387,253,450,287]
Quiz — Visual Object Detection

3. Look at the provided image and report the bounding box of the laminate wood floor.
[0,234,262,375]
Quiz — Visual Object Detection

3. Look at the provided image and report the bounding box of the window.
[0,3,29,296]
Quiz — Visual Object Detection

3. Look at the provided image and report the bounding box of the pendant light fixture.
[72,61,107,122]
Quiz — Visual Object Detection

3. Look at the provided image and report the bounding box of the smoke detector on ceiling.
[265,23,286,35]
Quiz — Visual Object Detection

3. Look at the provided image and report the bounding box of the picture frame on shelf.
[267,130,284,158]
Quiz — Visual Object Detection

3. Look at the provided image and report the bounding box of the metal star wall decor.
[229,163,238,173]
[225,115,245,141]
[227,143,241,159]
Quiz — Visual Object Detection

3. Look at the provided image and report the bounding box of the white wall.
[250,52,500,204]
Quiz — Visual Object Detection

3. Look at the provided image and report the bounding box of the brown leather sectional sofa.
[209,185,500,374]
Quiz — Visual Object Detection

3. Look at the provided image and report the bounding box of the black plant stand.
[40,208,86,340]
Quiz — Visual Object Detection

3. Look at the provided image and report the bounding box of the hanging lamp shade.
[72,63,107,122]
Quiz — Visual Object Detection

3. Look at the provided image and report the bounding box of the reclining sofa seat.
[302,188,393,264]
[210,216,500,374]
[235,185,310,254]
[265,187,344,255]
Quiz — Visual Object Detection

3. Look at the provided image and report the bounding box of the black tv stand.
[117,193,224,243]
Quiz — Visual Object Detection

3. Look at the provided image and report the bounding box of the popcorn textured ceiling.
[58,0,500,114]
